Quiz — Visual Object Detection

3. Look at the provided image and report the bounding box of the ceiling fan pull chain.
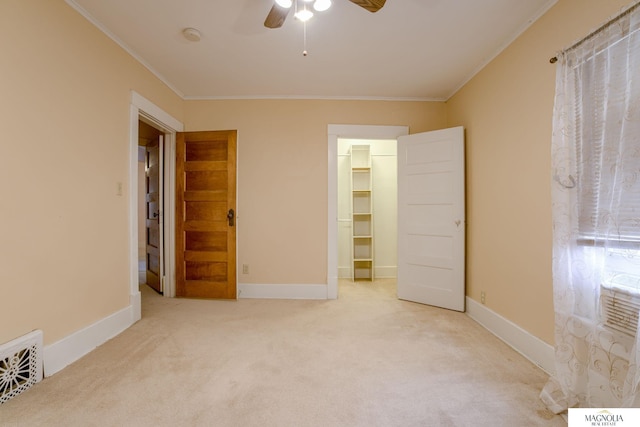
[303,20,308,56]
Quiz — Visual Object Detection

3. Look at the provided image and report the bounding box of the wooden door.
[145,138,162,293]
[176,130,237,299]
[397,127,465,312]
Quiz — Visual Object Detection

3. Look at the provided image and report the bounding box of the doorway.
[329,125,466,311]
[129,92,184,320]
[336,138,398,284]
[327,125,409,299]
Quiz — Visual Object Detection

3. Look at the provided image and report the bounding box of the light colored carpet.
[1,280,565,426]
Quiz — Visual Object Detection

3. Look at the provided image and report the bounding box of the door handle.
[227,209,235,226]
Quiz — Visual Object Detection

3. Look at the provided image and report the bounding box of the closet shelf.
[350,144,374,282]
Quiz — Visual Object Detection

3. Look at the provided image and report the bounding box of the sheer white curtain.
[540,2,640,412]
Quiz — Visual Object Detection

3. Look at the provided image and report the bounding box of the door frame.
[327,124,409,299]
[129,92,183,320]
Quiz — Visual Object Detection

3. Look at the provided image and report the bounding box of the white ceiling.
[68,0,557,100]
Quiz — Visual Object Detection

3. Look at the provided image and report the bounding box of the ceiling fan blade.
[264,4,290,29]
[348,0,386,13]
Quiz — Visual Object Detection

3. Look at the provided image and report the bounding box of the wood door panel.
[185,261,227,281]
[147,169,160,188]
[146,193,159,219]
[147,248,160,273]
[184,251,228,262]
[185,201,227,221]
[146,221,160,247]
[186,142,228,161]
[183,222,229,232]
[147,202,160,218]
[185,231,227,252]
[184,191,227,202]
[185,161,228,172]
[182,281,231,299]
[185,171,227,191]
[176,130,237,299]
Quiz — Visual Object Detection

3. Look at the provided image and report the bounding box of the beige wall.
[446,0,633,344]
[0,0,183,345]
[184,100,445,285]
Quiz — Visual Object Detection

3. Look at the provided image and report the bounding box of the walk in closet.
[337,139,397,281]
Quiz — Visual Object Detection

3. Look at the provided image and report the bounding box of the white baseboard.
[238,283,328,300]
[43,304,136,377]
[465,297,555,375]
[41,290,553,378]
[375,266,397,278]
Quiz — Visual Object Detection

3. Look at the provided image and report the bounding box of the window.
[543,3,640,411]
[567,18,640,286]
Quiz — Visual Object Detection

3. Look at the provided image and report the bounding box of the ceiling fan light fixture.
[313,0,331,12]
[275,0,293,8]
[294,9,313,22]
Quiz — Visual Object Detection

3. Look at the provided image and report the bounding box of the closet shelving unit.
[350,145,374,281]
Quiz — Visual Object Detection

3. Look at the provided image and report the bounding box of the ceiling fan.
[264,0,386,29]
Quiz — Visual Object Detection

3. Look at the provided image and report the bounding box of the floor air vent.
[0,330,43,404]
[600,284,640,337]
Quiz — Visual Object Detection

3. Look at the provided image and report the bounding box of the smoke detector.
[182,27,201,42]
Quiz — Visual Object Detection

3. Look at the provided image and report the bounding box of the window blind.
[574,24,640,246]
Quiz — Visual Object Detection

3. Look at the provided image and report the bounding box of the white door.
[397,126,465,311]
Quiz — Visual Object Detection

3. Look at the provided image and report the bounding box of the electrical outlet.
[481,291,486,304]
[242,264,249,274]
